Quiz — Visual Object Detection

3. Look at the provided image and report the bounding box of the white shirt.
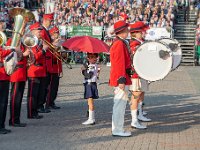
[84,63,98,83]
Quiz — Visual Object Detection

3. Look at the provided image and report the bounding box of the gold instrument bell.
[0,31,7,46]
[8,7,35,48]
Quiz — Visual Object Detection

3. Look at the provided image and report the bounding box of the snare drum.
[158,38,182,70]
[133,41,173,82]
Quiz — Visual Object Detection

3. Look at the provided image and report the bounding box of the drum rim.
[158,38,182,71]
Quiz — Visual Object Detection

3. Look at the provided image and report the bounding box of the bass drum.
[158,38,182,70]
[133,41,173,82]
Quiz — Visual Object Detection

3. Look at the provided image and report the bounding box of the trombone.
[22,33,72,69]
[42,38,72,69]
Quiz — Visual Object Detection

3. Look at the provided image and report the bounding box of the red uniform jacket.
[109,37,132,86]
[6,39,27,82]
[27,45,46,78]
[41,26,53,73]
[0,47,12,81]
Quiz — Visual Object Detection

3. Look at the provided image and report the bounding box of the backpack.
[3,51,18,75]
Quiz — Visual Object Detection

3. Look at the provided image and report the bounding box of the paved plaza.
[0,65,200,150]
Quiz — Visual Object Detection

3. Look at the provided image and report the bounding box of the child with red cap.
[129,21,151,130]
[109,20,132,137]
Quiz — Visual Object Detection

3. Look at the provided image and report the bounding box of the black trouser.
[0,80,9,129]
[37,73,51,109]
[46,73,60,107]
[9,82,25,125]
[27,77,46,118]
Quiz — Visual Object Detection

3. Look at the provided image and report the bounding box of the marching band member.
[0,45,20,134]
[37,13,54,113]
[81,53,100,125]
[109,21,132,137]
[45,26,62,109]
[129,21,151,129]
[27,22,48,119]
[6,38,30,127]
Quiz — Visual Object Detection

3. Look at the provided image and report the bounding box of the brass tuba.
[8,7,35,48]
[0,31,7,46]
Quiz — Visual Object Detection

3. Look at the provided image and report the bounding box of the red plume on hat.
[49,26,59,35]
[129,21,149,33]
[29,22,43,31]
[114,21,129,34]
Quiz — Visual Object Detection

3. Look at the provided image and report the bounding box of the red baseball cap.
[129,21,149,33]
[49,26,59,35]
[43,13,54,20]
[114,21,129,33]
[29,22,43,31]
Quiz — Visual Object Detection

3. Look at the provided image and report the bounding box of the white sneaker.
[143,111,147,116]
[131,121,147,129]
[112,131,131,137]
[138,115,151,122]
[82,119,95,125]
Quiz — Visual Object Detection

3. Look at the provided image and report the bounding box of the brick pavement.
[0,65,200,150]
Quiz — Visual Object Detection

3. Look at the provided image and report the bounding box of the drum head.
[159,38,182,70]
[133,41,173,82]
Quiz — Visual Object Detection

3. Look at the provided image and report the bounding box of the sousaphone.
[8,7,35,48]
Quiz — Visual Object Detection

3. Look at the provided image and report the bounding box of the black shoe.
[0,128,11,134]
[28,115,43,119]
[38,107,51,113]
[50,105,60,109]
[9,123,27,127]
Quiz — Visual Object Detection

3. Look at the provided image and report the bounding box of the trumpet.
[42,38,72,69]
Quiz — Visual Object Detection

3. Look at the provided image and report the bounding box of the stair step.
[177,21,196,24]
[177,15,197,18]
[182,47,194,49]
[174,27,196,30]
[174,33,195,36]
[174,24,196,27]
[174,28,195,34]
[182,49,195,51]
[175,37,195,40]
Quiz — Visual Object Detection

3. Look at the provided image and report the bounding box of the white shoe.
[138,115,151,122]
[82,119,95,125]
[143,111,147,116]
[131,121,147,129]
[112,131,131,137]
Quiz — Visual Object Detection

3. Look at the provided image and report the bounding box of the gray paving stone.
[1,65,200,150]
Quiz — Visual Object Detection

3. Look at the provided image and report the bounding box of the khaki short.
[129,78,149,92]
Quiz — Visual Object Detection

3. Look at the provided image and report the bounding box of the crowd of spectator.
[1,0,200,36]
[35,0,179,29]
